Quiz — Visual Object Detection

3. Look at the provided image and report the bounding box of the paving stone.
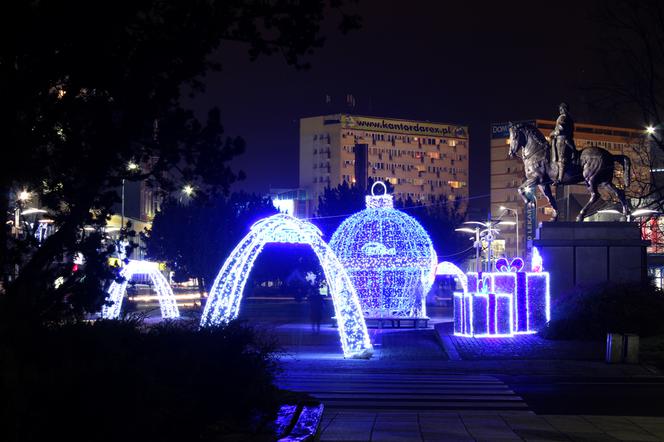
[418,416,467,432]
[582,415,633,431]
[504,415,560,431]
[628,418,664,438]
[513,428,571,441]
[325,424,375,435]
[319,431,373,442]
[564,433,620,442]
[421,429,474,440]
[461,415,522,440]
[373,421,420,432]
[371,430,422,442]
[604,430,661,441]
[543,416,602,433]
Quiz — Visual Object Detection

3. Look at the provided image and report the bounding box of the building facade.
[300,114,470,216]
[490,119,648,259]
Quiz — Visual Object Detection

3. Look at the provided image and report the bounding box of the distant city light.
[182,184,195,196]
[597,209,622,215]
[646,126,656,135]
[127,161,139,171]
[18,190,31,201]
[21,208,47,216]
[631,208,659,217]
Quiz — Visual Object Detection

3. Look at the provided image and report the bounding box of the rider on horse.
[550,102,577,185]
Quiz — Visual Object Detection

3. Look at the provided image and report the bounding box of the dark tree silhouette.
[0,0,360,325]
[315,181,369,238]
[396,195,471,261]
[146,192,278,293]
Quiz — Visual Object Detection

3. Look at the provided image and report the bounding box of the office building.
[300,114,470,216]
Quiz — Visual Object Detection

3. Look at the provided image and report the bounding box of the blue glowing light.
[102,260,180,320]
[329,182,437,319]
[437,249,550,338]
[200,213,373,359]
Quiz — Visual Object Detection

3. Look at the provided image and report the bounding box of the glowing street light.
[182,184,195,196]
[631,208,659,217]
[454,227,477,234]
[597,209,622,215]
[126,161,139,171]
[21,208,47,216]
[18,190,31,202]
[646,126,656,136]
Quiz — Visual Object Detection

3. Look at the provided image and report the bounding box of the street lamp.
[500,206,520,257]
[455,227,481,272]
[121,162,141,232]
[18,190,31,202]
[646,125,656,136]
[182,184,195,197]
[458,218,502,272]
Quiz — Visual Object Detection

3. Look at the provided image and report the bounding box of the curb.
[433,327,462,361]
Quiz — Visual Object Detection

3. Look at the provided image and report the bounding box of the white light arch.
[102,260,180,320]
[200,213,373,359]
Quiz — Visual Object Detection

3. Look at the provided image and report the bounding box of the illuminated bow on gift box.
[477,276,491,294]
[495,257,524,273]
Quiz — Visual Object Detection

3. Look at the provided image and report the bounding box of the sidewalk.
[319,411,664,441]
[433,323,661,377]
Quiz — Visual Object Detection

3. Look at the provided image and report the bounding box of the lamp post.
[121,162,140,233]
[460,217,504,272]
[455,227,481,272]
[500,206,519,257]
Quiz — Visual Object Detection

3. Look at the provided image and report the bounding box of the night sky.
[190,0,631,211]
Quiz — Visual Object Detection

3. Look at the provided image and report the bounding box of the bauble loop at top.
[371,181,388,196]
[366,181,393,209]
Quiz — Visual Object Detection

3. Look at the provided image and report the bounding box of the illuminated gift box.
[494,255,550,334]
[453,280,513,337]
[440,248,551,338]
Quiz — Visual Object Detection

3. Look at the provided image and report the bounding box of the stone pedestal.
[532,222,648,297]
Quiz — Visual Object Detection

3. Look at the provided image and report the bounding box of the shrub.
[0,319,282,441]
[540,282,664,340]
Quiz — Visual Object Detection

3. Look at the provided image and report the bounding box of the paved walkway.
[278,371,528,412]
[318,412,664,441]
[435,323,604,361]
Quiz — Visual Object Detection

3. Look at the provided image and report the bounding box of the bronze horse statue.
[508,122,631,221]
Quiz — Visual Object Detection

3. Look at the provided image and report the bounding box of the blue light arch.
[200,213,373,359]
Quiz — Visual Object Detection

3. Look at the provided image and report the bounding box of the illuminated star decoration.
[329,182,437,319]
[200,213,373,359]
[102,259,180,319]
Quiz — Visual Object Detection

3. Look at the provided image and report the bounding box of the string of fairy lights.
[102,260,180,320]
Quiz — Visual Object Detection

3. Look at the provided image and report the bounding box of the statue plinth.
[532,222,648,296]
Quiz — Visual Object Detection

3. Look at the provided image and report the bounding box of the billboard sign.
[341,115,468,139]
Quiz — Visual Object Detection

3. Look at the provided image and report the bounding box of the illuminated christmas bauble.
[329,182,437,318]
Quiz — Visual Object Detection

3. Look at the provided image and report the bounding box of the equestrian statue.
[508,103,631,222]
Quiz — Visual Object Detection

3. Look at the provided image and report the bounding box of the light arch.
[102,260,180,320]
[200,213,373,359]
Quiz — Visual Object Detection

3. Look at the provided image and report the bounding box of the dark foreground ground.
[139,297,664,441]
